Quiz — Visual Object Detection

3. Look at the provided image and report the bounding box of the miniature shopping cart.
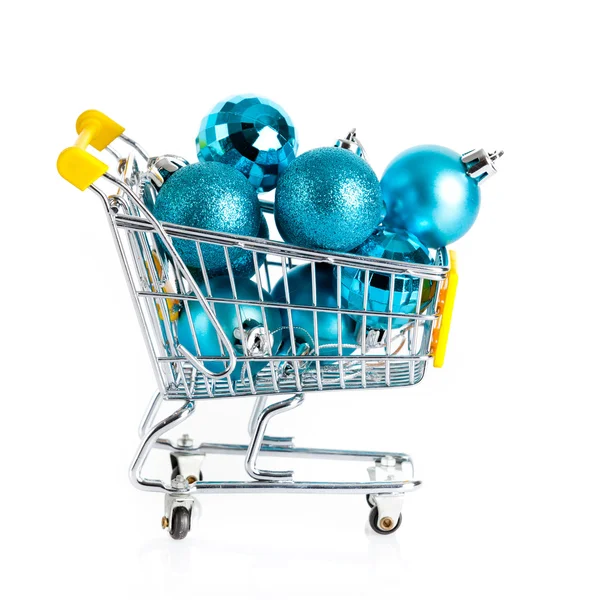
[58,110,458,539]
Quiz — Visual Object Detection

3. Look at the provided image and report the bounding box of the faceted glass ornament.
[197,95,298,193]
[340,229,436,329]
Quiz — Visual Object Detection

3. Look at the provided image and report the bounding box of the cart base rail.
[131,390,421,539]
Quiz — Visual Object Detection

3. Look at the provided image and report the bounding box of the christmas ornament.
[381,145,503,248]
[187,213,271,285]
[153,161,261,278]
[258,213,269,239]
[197,94,298,193]
[177,276,283,381]
[339,228,434,329]
[274,132,383,252]
[271,263,357,359]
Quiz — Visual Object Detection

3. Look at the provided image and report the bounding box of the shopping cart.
[58,110,458,539]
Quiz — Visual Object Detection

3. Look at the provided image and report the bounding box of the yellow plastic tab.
[432,250,458,368]
[57,110,125,190]
[75,110,125,151]
[57,146,109,191]
[145,251,181,322]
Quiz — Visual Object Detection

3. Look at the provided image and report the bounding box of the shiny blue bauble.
[274,147,383,252]
[340,228,434,329]
[153,162,261,278]
[177,276,283,381]
[381,145,480,248]
[271,263,357,358]
[197,94,298,193]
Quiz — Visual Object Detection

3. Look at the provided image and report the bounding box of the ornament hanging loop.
[461,148,504,183]
[336,128,368,162]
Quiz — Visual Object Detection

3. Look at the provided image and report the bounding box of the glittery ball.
[274,147,383,252]
[153,162,261,278]
[339,228,435,329]
[197,95,298,193]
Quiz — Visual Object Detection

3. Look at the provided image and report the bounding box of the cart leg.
[129,400,196,492]
[245,394,305,481]
[248,395,295,447]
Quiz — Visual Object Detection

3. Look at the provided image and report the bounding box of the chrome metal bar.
[245,394,305,481]
[114,214,449,278]
[248,395,267,436]
[136,291,439,322]
[129,400,196,492]
[119,133,150,161]
[248,396,295,447]
[253,251,279,392]
[156,439,414,470]
[186,479,421,495]
[157,353,429,363]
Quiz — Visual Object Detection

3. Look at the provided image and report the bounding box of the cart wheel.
[169,506,191,540]
[171,465,203,483]
[366,494,375,508]
[368,506,402,535]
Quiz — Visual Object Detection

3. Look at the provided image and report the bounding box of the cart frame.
[58,110,458,538]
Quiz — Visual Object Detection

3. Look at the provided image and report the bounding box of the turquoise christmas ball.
[339,228,435,329]
[274,147,383,252]
[153,162,261,278]
[197,94,298,193]
[177,276,283,381]
[187,212,271,285]
[271,263,357,358]
[381,145,480,248]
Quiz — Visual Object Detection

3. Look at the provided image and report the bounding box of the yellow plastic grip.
[431,250,458,368]
[57,110,125,191]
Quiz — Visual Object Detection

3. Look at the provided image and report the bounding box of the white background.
[2,1,599,598]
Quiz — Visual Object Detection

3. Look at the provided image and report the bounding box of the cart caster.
[163,492,195,541]
[366,494,375,508]
[369,506,402,535]
[167,506,191,540]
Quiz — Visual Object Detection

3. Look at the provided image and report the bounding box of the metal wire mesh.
[109,153,450,401]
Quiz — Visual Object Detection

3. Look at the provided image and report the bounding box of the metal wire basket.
[104,157,453,403]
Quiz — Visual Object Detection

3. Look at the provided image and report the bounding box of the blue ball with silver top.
[274,130,383,253]
[177,276,283,381]
[197,94,298,193]
[381,145,503,248]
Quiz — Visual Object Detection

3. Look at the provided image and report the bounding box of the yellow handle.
[57,110,125,191]
[431,250,458,368]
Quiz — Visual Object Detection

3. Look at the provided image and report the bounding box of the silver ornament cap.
[335,128,368,161]
[461,148,504,183]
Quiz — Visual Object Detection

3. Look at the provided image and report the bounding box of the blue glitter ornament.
[197,95,298,193]
[339,228,435,329]
[271,263,357,358]
[274,146,383,252]
[381,145,501,248]
[153,162,261,278]
[177,277,283,381]
[187,213,271,285]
